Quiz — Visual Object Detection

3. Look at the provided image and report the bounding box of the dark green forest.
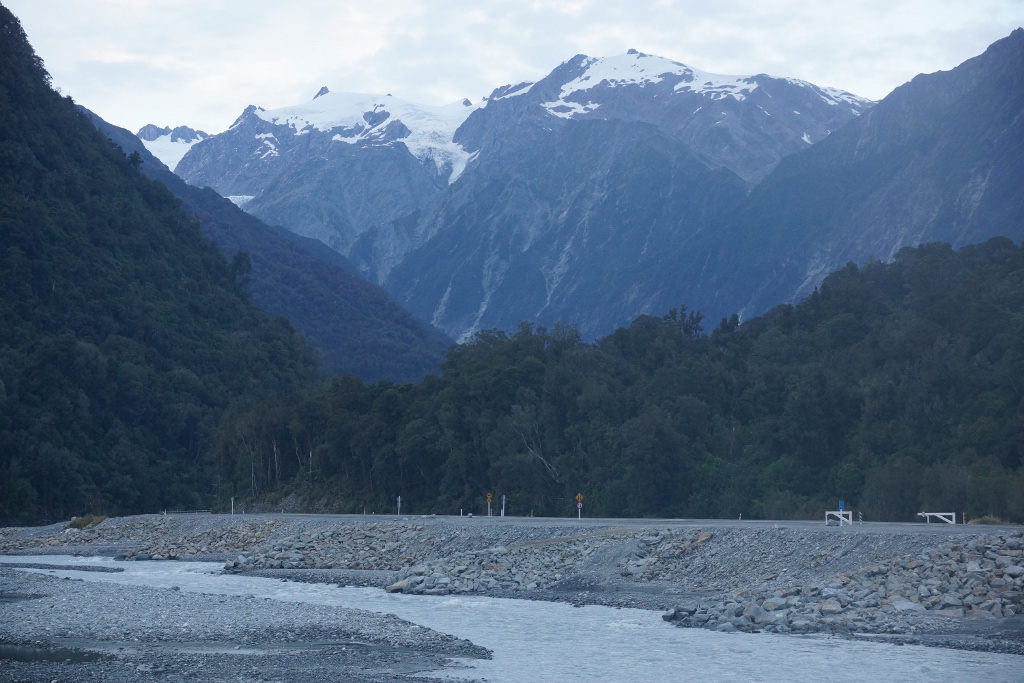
[0,7,318,522]
[211,238,1024,523]
[1,6,1022,525]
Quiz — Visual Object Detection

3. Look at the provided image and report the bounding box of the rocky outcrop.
[662,532,1023,634]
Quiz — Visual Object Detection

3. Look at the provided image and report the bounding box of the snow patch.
[257,138,279,159]
[784,79,873,108]
[226,195,255,207]
[537,51,813,118]
[138,129,209,171]
[493,82,535,100]
[801,132,812,144]
[256,91,483,184]
[552,52,763,108]
[543,100,601,119]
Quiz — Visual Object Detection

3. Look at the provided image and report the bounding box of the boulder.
[891,598,926,613]
[817,599,843,616]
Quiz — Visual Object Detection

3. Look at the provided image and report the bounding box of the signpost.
[576,493,584,519]
[501,494,506,517]
[486,492,492,517]
[397,495,401,516]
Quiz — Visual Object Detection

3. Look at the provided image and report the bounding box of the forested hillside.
[0,7,318,522]
[2,4,1021,526]
[214,239,1024,523]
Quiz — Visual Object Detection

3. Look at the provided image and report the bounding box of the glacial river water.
[3,555,1022,682]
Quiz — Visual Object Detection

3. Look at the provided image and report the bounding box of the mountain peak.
[136,123,171,141]
[135,123,209,171]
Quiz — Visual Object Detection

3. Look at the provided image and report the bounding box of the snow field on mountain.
[256,90,483,183]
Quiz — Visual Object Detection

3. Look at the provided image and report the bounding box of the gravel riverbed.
[2,513,1023,680]
[0,565,486,683]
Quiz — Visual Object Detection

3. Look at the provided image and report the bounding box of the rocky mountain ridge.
[695,26,1024,319]
[173,50,872,339]
[136,123,209,170]
[170,33,1022,340]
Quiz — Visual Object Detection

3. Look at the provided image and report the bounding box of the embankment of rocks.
[661,532,1022,635]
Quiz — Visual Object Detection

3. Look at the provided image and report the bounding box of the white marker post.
[397,495,401,516]
[501,495,506,517]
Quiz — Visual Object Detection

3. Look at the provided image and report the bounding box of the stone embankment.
[659,531,1023,635]
[0,515,281,560]
[383,531,629,595]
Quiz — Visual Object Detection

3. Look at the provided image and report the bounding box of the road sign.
[575,493,583,503]
[839,500,845,511]
[576,502,583,509]
[486,492,492,503]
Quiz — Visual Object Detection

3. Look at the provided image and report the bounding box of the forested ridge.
[0,7,318,522]
[1,5,1022,525]
[217,239,1024,523]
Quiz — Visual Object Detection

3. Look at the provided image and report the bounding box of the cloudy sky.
[7,0,1024,134]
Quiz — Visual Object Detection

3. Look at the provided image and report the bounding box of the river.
[3,555,1021,682]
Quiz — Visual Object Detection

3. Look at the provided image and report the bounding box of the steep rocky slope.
[175,52,870,339]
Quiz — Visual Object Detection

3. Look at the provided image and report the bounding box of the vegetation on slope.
[0,7,318,522]
[214,240,1024,523]
[2,4,1021,525]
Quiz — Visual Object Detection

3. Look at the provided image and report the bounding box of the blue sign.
[838,500,845,511]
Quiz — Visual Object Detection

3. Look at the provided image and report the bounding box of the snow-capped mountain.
[173,37,1024,341]
[490,50,871,182]
[175,88,482,270]
[177,51,870,323]
[136,124,209,170]
[252,87,483,183]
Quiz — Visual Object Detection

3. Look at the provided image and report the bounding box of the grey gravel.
[3,512,1024,676]
[0,566,487,682]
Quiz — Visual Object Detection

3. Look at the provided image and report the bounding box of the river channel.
[3,555,1021,681]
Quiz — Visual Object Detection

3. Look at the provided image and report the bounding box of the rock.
[940,595,963,608]
[891,599,927,613]
[817,599,843,616]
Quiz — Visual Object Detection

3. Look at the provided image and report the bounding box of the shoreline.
[2,513,1023,679]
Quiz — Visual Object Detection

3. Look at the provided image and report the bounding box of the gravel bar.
[3,512,1024,672]
[0,566,487,682]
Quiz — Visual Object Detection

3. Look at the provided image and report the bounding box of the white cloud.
[6,0,1023,133]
